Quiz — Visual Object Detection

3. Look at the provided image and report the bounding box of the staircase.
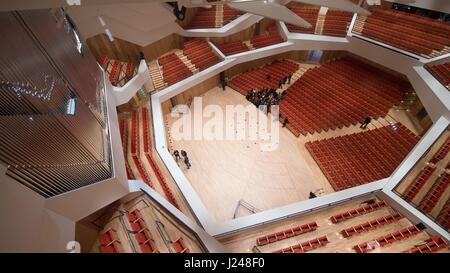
[244,40,254,50]
[148,61,166,90]
[277,65,310,93]
[216,4,224,28]
[174,50,198,73]
[352,15,367,34]
[315,7,328,35]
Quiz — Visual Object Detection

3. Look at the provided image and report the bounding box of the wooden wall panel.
[142,33,184,61]
[162,74,220,115]
[408,99,432,135]
[320,50,348,63]
[210,25,256,44]
[175,7,200,28]
[345,51,409,80]
[86,34,142,62]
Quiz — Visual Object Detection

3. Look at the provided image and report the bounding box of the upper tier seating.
[341,212,403,238]
[404,236,449,253]
[215,40,250,56]
[186,7,216,29]
[228,59,298,95]
[430,137,450,164]
[286,7,319,34]
[256,222,318,246]
[426,62,450,90]
[125,209,159,253]
[130,110,154,188]
[279,56,410,136]
[172,237,190,253]
[118,118,135,180]
[222,5,243,26]
[272,236,330,253]
[437,199,450,230]
[141,108,180,209]
[306,124,420,191]
[250,25,284,49]
[183,40,221,71]
[354,7,450,58]
[354,225,423,253]
[419,172,449,213]
[322,10,353,37]
[403,165,437,202]
[185,5,242,29]
[157,53,193,86]
[98,55,137,87]
[330,200,387,223]
[99,228,121,253]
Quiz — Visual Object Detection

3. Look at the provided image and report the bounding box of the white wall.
[68,3,181,47]
[0,173,75,252]
[113,60,152,106]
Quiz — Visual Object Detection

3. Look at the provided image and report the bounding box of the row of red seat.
[130,110,155,188]
[354,225,422,253]
[272,236,329,253]
[141,107,180,209]
[427,62,450,90]
[172,237,190,253]
[228,59,298,95]
[222,5,243,26]
[430,137,450,164]
[437,199,450,230]
[286,7,319,34]
[118,117,135,179]
[404,236,449,253]
[186,7,216,29]
[250,25,284,49]
[419,172,449,213]
[306,124,419,191]
[99,228,121,253]
[99,55,137,87]
[256,222,318,246]
[357,7,450,58]
[280,56,409,136]
[183,40,221,71]
[185,5,242,29]
[126,208,159,253]
[130,111,138,154]
[157,53,193,86]
[403,165,436,202]
[215,40,249,56]
[329,201,387,224]
[322,10,353,37]
[341,212,403,238]
[132,155,154,188]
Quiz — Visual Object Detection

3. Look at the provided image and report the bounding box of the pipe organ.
[0,9,112,197]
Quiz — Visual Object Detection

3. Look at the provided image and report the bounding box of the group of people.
[173,149,191,169]
[245,87,286,110]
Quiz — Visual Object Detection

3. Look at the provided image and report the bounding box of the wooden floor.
[164,62,418,222]
[219,195,449,253]
[91,193,205,253]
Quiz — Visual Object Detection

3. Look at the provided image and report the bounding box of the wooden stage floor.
[164,85,418,223]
